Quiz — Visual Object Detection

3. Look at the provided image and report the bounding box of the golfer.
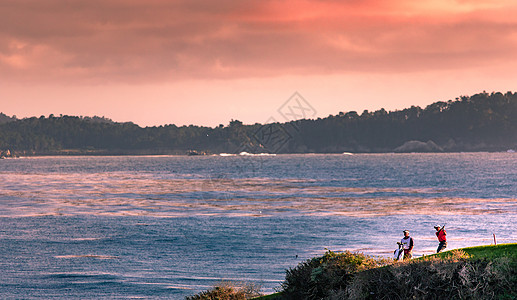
[401,230,414,260]
[434,225,447,253]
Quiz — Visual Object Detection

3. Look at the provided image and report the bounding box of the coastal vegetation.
[187,244,517,299]
[3,91,517,155]
[185,282,262,300]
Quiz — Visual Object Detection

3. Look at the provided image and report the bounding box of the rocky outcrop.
[394,140,443,153]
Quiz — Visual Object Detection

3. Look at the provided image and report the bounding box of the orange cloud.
[1,0,517,84]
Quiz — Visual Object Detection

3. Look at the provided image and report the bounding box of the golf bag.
[394,242,404,261]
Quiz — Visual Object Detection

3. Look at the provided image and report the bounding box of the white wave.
[55,254,119,259]
[238,152,276,156]
[219,153,236,157]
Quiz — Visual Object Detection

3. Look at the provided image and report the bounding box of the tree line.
[2,91,517,155]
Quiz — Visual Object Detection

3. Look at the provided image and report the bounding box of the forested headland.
[2,91,517,155]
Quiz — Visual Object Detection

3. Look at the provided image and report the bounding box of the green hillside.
[187,243,517,299]
[438,243,517,260]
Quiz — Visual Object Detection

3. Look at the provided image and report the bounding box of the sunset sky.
[2,0,517,127]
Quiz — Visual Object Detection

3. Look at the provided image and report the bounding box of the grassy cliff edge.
[250,243,517,300]
[185,243,512,300]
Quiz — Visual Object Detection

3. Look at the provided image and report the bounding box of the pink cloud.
[1,0,517,84]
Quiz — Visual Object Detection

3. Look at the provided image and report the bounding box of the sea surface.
[0,153,516,298]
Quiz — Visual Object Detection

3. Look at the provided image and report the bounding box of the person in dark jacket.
[434,225,447,253]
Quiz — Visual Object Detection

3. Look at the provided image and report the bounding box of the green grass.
[251,292,283,300]
[426,243,517,260]
[454,243,517,259]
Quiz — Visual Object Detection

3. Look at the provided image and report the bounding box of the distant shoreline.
[5,149,517,158]
[3,92,517,156]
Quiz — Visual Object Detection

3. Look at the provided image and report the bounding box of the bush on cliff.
[280,250,390,300]
[278,247,517,300]
[185,281,262,300]
[347,249,517,299]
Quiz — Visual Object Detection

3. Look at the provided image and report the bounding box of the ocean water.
[0,153,516,298]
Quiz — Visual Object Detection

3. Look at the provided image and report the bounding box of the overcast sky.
[2,0,517,126]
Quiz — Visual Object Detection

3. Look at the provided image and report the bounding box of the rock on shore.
[394,140,443,152]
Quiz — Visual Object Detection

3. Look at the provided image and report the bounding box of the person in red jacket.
[434,225,447,253]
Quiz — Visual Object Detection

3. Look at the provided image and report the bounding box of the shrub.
[185,281,262,300]
[346,251,517,299]
[280,250,390,300]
